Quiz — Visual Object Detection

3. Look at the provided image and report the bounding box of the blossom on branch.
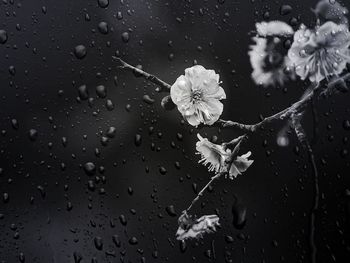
[170,65,226,126]
[196,134,228,173]
[196,134,254,179]
[227,151,254,180]
[249,21,295,87]
[288,21,350,83]
[313,0,348,25]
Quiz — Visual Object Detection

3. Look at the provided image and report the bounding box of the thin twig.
[115,58,322,134]
[311,95,319,145]
[186,172,224,212]
[113,56,171,92]
[218,83,319,133]
[291,115,319,263]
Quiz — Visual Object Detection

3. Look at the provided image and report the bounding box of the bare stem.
[218,83,319,133]
[186,172,224,212]
[113,56,171,92]
[291,116,319,263]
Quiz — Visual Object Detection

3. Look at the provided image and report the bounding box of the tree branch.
[186,172,224,212]
[218,83,319,133]
[291,114,319,263]
[113,56,171,93]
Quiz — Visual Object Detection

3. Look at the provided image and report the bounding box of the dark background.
[0,0,349,262]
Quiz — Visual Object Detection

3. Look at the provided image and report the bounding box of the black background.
[0,0,349,262]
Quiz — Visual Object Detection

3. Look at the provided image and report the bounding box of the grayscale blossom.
[249,21,295,87]
[256,21,294,37]
[288,21,350,83]
[227,151,254,180]
[196,134,254,179]
[313,0,348,25]
[176,211,220,241]
[170,65,226,126]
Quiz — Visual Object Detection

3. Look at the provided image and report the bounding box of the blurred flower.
[256,20,294,37]
[227,151,254,180]
[170,65,226,126]
[288,22,350,83]
[249,21,295,87]
[313,0,348,25]
[176,211,220,240]
[196,134,254,178]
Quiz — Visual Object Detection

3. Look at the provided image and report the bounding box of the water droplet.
[232,201,247,229]
[106,99,114,110]
[159,166,167,175]
[166,205,177,217]
[121,32,129,43]
[94,236,103,250]
[129,237,138,245]
[98,21,109,34]
[84,162,96,176]
[0,29,7,44]
[98,0,109,8]
[280,5,292,15]
[74,45,87,59]
[142,94,155,104]
[28,129,38,141]
[106,127,116,138]
[134,134,142,146]
[96,85,107,98]
[77,85,89,100]
[161,96,175,110]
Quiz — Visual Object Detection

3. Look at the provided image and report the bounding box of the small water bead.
[98,21,108,34]
[28,129,38,141]
[121,32,129,43]
[98,0,109,8]
[106,99,114,110]
[0,29,8,44]
[74,45,87,59]
[84,162,96,176]
[96,85,107,98]
[129,237,138,245]
[134,134,142,146]
[277,134,289,147]
[142,94,155,104]
[166,205,177,217]
[94,237,103,250]
[280,5,292,16]
[106,127,116,138]
[77,85,88,100]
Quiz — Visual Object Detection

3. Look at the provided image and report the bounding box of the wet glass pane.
[0,0,349,262]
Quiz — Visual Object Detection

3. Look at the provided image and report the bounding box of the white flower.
[249,21,295,87]
[227,151,254,180]
[176,212,220,241]
[249,37,294,87]
[313,0,348,25]
[196,134,228,173]
[288,22,350,83]
[196,134,254,179]
[256,21,294,37]
[170,65,226,126]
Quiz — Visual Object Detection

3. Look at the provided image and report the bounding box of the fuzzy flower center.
[191,90,203,102]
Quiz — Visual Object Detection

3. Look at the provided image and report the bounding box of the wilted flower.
[288,21,350,83]
[249,21,295,87]
[170,65,226,126]
[176,211,220,240]
[196,134,254,179]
